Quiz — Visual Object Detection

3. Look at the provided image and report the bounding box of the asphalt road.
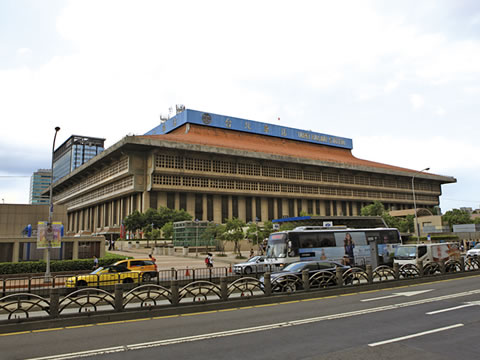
[3,274,480,360]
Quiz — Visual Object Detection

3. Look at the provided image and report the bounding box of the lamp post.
[412,167,430,242]
[45,126,60,281]
[195,219,199,257]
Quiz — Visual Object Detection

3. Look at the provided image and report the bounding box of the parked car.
[259,260,350,292]
[466,243,480,257]
[113,258,158,281]
[65,264,143,288]
[234,256,267,274]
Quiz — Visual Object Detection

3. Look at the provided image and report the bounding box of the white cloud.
[1,1,480,210]
[16,48,32,56]
[410,94,425,109]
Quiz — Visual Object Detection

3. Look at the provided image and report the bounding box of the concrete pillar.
[73,239,79,260]
[142,190,150,212]
[261,197,269,223]
[114,284,124,312]
[366,265,373,284]
[336,201,342,216]
[282,199,289,219]
[273,198,278,219]
[238,196,246,222]
[336,267,344,287]
[352,202,358,216]
[171,280,179,305]
[228,195,233,220]
[302,270,310,291]
[264,273,271,296]
[187,193,195,219]
[320,200,327,216]
[12,241,20,262]
[220,277,228,301]
[49,288,60,318]
[293,199,298,217]
[158,191,167,208]
[202,194,208,221]
[213,195,222,224]
[174,192,180,211]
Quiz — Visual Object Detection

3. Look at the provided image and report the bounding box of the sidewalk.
[107,246,253,270]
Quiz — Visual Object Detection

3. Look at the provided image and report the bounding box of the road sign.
[37,221,62,249]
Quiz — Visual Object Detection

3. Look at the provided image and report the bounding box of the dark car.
[260,260,350,292]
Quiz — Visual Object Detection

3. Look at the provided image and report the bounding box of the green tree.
[218,218,246,257]
[442,209,472,230]
[360,201,386,216]
[202,223,226,254]
[161,222,174,239]
[123,210,145,238]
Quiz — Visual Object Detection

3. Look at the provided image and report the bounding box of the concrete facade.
[0,204,104,262]
[50,114,456,239]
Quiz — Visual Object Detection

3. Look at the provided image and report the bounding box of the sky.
[1,0,479,212]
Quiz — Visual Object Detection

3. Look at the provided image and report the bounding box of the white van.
[394,243,461,266]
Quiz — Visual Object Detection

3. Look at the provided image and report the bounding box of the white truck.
[394,242,461,266]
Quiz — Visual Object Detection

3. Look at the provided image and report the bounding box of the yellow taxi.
[113,258,158,281]
[65,263,142,288]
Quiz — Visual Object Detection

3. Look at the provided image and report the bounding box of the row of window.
[67,176,134,208]
[152,174,438,203]
[155,154,438,192]
[55,158,129,201]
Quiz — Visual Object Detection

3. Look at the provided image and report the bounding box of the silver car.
[234,256,267,275]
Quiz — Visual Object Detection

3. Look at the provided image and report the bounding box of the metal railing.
[0,257,478,323]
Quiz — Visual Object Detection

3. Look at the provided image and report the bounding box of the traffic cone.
[229,264,232,273]
[185,267,190,277]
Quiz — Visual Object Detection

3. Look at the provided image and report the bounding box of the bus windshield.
[394,246,416,259]
[266,233,287,259]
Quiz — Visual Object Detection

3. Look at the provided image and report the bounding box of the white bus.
[265,226,402,269]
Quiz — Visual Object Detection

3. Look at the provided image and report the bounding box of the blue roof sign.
[145,109,353,150]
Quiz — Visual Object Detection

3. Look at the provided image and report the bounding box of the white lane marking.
[361,289,433,302]
[25,289,480,360]
[368,323,464,347]
[426,301,480,315]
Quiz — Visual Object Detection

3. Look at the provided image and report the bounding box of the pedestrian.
[149,253,156,263]
[249,248,255,258]
[93,255,99,270]
[207,253,214,268]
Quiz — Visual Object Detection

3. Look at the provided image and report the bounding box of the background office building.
[53,135,105,183]
[29,169,51,205]
[50,109,456,238]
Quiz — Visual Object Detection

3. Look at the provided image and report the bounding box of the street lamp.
[45,126,60,281]
[412,167,430,242]
[195,219,199,257]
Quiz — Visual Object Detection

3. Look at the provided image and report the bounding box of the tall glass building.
[52,135,105,183]
[29,169,51,205]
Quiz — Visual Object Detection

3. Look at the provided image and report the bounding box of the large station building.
[51,109,456,238]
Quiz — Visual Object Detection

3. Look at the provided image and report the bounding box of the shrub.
[0,254,131,275]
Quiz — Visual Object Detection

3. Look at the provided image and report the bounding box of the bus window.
[298,233,318,248]
[380,230,400,244]
[317,233,335,247]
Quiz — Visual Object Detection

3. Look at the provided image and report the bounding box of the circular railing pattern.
[179,281,221,303]
[59,288,115,313]
[271,274,303,293]
[423,262,440,276]
[123,284,172,308]
[399,264,420,278]
[465,257,480,270]
[1,260,480,322]
[445,260,462,273]
[343,268,369,286]
[227,277,264,298]
[309,271,336,288]
[373,265,396,282]
[0,293,50,319]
